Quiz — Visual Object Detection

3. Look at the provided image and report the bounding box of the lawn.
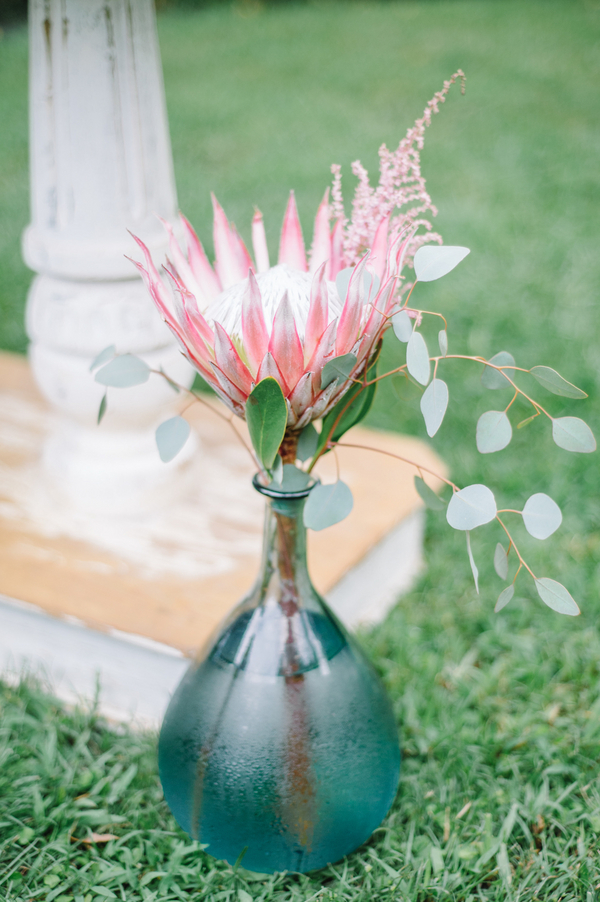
[1,0,600,899]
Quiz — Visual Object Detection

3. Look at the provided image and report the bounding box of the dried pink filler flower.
[334,70,466,278]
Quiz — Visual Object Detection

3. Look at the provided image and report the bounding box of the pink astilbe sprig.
[334,70,466,279]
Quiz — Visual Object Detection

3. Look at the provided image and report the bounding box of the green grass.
[1,0,600,898]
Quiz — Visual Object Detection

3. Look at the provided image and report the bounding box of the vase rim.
[252,472,317,500]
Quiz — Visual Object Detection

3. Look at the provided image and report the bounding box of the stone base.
[0,351,446,725]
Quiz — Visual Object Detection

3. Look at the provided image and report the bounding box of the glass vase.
[158,476,401,874]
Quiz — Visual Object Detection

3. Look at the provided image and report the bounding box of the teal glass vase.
[158,477,401,874]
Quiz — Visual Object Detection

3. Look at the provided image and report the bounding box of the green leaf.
[476,410,512,453]
[522,493,562,539]
[407,331,430,386]
[239,891,254,902]
[531,365,587,399]
[320,353,357,390]
[494,542,508,580]
[245,378,288,469]
[296,423,319,462]
[392,310,413,342]
[535,577,580,616]
[481,352,515,390]
[446,484,497,531]
[155,416,191,463]
[466,531,479,594]
[413,245,470,282]
[552,417,596,453]
[316,363,378,456]
[414,475,446,510]
[438,329,448,357]
[420,378,449,437]
[44,875,61,888]
[90,345,116,372]
[270,455,283,484]
[95,354,150,388]
[272,464,312,492]
[97,392,107,425]
[303,481,353,531]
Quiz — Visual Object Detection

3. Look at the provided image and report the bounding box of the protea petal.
[278,191,307,272]
[241,270,269,374]
[306,319,337,394]
[213,322,254,395]
[312,378,343,419]
[231,223,255,278]
[158,216,208,308]
[289,371,314,419]
[308,188,331,275]
[212,194,253,288]
[210,362,250,407]
[304,261,329,363]
[180,212,222,299]
[336,254,369,355]
[328,218,345,280]
[252,209,270,273]
[268,292,305,391]
[295,407,314,431]
[127,235,174,321]
[370,214,391,280]
[256,351,290,396]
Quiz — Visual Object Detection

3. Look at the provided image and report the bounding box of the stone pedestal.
[23,0,193,512]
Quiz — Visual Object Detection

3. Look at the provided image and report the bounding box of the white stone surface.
[23,0,194,513]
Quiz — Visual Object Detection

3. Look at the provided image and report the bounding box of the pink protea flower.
[130,193,411,428]
[129,72,465,430]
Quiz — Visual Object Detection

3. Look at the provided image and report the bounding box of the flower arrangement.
[92,71,595,617]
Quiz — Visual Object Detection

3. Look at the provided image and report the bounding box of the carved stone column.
[23,0,194,513]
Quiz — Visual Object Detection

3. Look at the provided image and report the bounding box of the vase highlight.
[158,478,401,873]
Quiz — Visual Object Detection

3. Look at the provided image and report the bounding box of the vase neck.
[261,494,310,615]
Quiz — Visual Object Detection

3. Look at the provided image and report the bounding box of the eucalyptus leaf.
[155,416,191,463]
[95,354,150,388]
[522,493,562,540]
[97,393,107,425]
[245,378,288,469]
[413,245,470,282]
[495,585,514,613]
[494,543,509,580]
[466,531,479,594]
[420,378,449,437]
[438,329,448,357]
[321,353,357,390]
[481,352,515,390]
[296,423,319,462]
[476,410,512,454]
[530,366,587,399]
[159,367,181,393]
[303,481,353,531]
[335,268,353,302]
[414,475,446,511]
[90,345,116,372]
[335,268,379,303]
[273,464,312,493]
[392,310,413,343]
[446,484,497,531]
[552,417,596,453]
[407,331,430,386]
[535,577,580,616]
